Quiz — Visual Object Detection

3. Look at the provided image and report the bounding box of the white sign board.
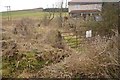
[86,30,92,38]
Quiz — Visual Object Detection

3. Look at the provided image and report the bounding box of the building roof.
[69,0,102,2]
[69,10,100,14]
[68,0,102,5]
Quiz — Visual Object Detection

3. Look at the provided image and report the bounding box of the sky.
[0,0,119,12]
[0,0,70,12]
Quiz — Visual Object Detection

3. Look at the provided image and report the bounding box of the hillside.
[1,8,68,20]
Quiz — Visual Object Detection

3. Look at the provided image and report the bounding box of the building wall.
[68,4,102,13]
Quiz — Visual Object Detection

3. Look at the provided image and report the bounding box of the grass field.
[1,10,68,20]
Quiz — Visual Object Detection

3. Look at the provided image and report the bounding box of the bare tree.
[42,4,55,26]
[56,0,64,27]
[48,4,55,23]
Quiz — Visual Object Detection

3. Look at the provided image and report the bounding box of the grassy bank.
[1,10,68,20]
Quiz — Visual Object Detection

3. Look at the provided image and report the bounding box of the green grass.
[1,10,68,20]
[64,35,81,49]
[2,11,45,19]
[2,51,47,77]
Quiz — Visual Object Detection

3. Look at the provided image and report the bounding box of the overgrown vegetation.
[85,3,118,37]
[1,2,119,79]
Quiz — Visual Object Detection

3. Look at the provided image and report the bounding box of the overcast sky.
[0,0,119,12]
[0,0,70,12]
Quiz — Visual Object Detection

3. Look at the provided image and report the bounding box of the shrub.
[44,30,64,49]
[13,18,35,37]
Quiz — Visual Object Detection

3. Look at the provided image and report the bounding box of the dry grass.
[2,17,119,78]
[2,17,72,78]
[36,35,119,78]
